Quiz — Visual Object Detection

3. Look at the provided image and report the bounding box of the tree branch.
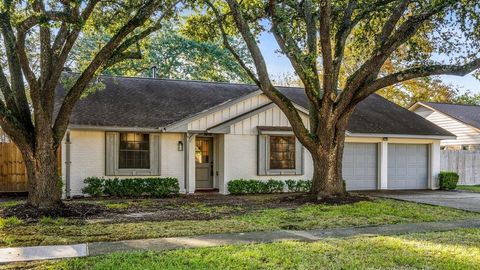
[224,0,315,149]
[357,59,480,99]
[53,0,165,143]
[205,0,260,85]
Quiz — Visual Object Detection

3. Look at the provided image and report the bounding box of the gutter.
[345,131,456,140]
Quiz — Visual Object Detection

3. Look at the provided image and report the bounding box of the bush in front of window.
[439,172,459,190]
[265,179,285,193]
[82,177,179,197]
[227,179,298,194]
[285,179,312,192]
[82,177,104,197]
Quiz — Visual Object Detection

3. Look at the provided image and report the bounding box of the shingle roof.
[55,75,453,137]
[422,102,480,130]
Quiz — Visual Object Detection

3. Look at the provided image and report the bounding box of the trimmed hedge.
[285,179,312,193]
[439,171,459,190]
[82,177,179,198]
[228,179,311,195]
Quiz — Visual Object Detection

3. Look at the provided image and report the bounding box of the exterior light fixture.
[382,137,388,141]
[178,141,184,151]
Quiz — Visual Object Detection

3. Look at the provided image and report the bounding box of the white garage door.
[342,143,378,190]
[388,144,428,189]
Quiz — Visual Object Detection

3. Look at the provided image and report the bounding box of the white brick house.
[59,75,454,196]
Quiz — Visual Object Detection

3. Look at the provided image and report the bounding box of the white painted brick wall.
[222,134,313,194]
[65,130,185,196]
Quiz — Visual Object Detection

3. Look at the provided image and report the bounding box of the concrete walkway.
[366,190,480,212]
[2,219,480,264]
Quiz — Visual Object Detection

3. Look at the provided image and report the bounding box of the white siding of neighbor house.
[413,106,480,146]
[63,130,185,196]
[188,94,271,130]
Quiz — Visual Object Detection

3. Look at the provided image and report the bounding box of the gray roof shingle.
[422,102,480,130]
[55,75,453,137]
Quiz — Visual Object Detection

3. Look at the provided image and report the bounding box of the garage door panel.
[388,144,428,189]
[342,143,378,190]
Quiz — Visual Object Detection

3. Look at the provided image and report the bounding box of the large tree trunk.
[309,112,351,199]
[21,139,62,209]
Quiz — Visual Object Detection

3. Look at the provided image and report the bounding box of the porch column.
[379,141,388,189]
[186,134,196,194]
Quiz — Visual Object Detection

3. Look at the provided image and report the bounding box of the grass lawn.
[457,185,480,192]
[6,228,480,270]
[1,195,478,248]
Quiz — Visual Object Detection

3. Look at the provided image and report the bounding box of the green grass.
[457,185,480,192]
[8,229,480,270]
[0,199,478,248]
[0,200,23,208]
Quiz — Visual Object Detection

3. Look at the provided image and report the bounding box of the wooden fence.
[0,131,27,192]
[441,150,480,185]
[0,130,61,193]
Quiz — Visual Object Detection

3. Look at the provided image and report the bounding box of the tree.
[0,0,176,208]
[196,0,480,198]
[71,26,251,82]
[454,91,480,105]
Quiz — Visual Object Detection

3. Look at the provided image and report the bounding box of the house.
[56,75,454,197]
[410,102,480,150]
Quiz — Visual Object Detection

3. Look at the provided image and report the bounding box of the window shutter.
[150,134,160,175]
[105,132,118,175]
[257,135,267,175]
[295,139,304,175]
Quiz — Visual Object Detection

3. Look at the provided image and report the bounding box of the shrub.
[439,172,459,190]
[227,179,286,194]
[82,177,104,197]
[144,178,180,198]
[83,177,179,198]
[265,180,285,193]
[285,180,312,192]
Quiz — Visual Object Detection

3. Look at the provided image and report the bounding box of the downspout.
[65,131,71,198]
[183,133,188,192]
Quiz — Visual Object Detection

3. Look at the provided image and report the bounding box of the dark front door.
[195,137,213,189]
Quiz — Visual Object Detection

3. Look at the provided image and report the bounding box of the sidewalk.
[2,219,480,264]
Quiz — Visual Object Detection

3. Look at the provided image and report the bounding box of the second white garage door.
[342,143,378,190]
[388,144,428,189]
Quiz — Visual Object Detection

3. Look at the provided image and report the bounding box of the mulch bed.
[2,203,104,221]
[1,193,372,223]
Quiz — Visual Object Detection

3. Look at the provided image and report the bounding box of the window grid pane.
[119,133,150,169]
[269,135,295,170]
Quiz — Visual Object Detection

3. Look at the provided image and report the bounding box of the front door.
[195,137,213,189]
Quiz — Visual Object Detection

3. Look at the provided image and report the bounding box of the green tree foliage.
[454,91,480,105]
[184,0,480,198]
[71,26,251,82]
[0,0,177,208]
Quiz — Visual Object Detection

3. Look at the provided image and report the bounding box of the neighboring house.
[56,75,453,197]
[410,102,480,150]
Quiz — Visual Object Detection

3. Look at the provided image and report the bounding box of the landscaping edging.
[2,219,480,264]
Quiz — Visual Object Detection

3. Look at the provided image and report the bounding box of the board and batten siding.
[414,106,480,146]
[63,130,185,196]
[188,94,271,131]
[230,106,310,135]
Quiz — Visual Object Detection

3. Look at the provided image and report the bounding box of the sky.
[257,32,480,94]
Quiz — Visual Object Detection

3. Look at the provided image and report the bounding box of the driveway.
[364,190,480,213]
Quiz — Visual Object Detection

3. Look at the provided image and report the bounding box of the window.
[257,127,303,176]
[269,136,295,169]
[118,133,150,169]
